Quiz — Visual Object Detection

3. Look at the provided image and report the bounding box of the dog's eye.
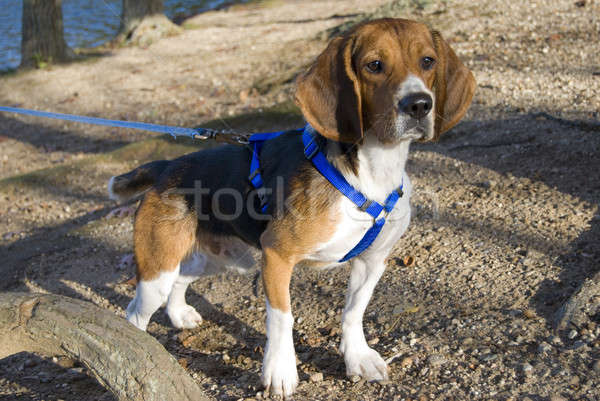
[421,57,436,70]
[365,60,383,73]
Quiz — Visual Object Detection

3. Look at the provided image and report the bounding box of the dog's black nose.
[398,93,433,120]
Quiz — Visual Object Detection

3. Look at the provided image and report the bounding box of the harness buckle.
[375,207,391,221]
[359,200,373,212]
[248,169,260,181]
[303,137,319,160]
[233,135,250,145]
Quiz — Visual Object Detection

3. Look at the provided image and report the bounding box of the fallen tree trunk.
[554,271,600,332]
[0,292,210,401]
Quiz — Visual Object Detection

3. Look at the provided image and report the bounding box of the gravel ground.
[0,0,599,400]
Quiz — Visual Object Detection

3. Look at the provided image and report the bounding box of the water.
[0,0,241,71]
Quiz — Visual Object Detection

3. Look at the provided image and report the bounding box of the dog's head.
[295,18,476,144]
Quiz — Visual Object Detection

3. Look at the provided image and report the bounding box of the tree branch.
[0,292,211,401]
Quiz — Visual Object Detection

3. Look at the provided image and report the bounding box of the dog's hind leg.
[126,191,197,331]
[166,253,211,329]
[126,265,180,330]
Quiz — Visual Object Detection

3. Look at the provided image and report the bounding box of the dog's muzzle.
[395,92,434,140]
[398,92,433,120]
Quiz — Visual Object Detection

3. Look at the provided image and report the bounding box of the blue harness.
[248,126,403,262]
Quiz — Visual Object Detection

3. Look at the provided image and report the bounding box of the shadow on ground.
[0,114,129,155]
[419,110,600,327]
[0,352,114,400]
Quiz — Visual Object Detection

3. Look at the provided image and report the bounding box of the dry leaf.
[402,255,416,267]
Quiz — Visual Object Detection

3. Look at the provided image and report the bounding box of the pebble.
[568,329,578,340]
[309,372,323,383]
[569,375,580,386]
[549,335,562,345]
[38,372,51,383]
[368,337,380,345]
[400,356,413,368]
[23,359,37,368]
[349,375,361,383]
[538,342,552,354]
[593,360,600,373]
[55,357,76,369]
[521,362,534,375]
[480,353,498,362]
[538,366,551,379]
[328,326,340,336]
[428,354,447,367]
[549,396,567,401]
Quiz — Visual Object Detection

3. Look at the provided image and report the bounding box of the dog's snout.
[398,93,433,120]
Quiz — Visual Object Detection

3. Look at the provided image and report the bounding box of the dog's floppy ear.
[295,36,363,143]
[430,30,476,139]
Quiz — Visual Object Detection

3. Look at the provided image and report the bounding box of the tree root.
[553,271,600,333]
[0,292,210,401]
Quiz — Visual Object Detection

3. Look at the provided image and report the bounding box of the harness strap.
[303,132,382,219]
[301,129,403,262]
[340,217,387,262]
[248,128,303,213]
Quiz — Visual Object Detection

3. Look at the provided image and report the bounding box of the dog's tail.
[108,160,170,203]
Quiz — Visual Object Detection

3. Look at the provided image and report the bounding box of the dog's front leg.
[340,254,389,381]
[261,246,299,397]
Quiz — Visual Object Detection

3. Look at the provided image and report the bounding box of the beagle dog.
[108,18,475,397]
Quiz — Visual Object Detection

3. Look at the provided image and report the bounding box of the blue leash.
[0,105,403,262]
[0,105,250,144]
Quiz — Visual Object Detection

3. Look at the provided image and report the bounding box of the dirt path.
[1,0,599,400]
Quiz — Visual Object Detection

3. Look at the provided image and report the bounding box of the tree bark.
[0,292,211,401]
[554,271,600,332]
[21,0,70,68]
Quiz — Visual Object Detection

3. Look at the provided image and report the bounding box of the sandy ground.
[0,0,599,400]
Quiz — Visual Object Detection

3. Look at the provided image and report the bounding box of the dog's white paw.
[262,344,298,398]
[343,346,389,381]
[126,298,150,331]
[168,305,203,329]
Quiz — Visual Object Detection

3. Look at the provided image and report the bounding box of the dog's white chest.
[310,175,412,264]
[307,138,414,264]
